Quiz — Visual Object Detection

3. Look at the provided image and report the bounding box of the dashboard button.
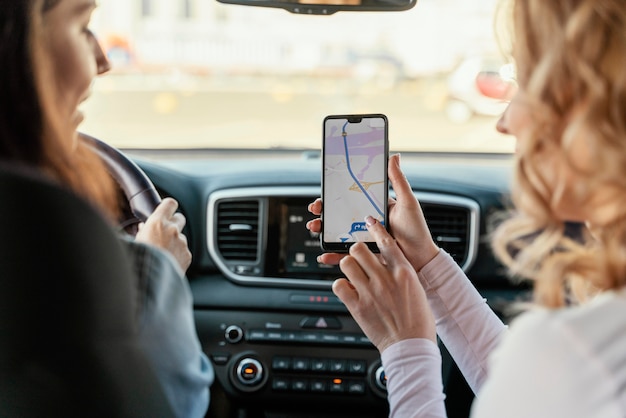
[358,335,374,346]
[348,360,367,375]
[329,359,346,373]
[310,358,328,372]
[310,380,327,392]
[300,332,321,343]
[235,358,264,386]
[292,358,309,371]
[347,380,366,394]
[283,332,299,342]
[248,330,267,341]
[272,378,290,391]
[330,378,345,393]
[300,316,341,329]
[292,379,308,391]
[224,325,244,343]
[272,357,291,370]
[321,334,341,343]
[266,331,284,341]
[210,352,231,365]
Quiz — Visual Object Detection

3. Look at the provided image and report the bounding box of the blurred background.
[82,0,516,153]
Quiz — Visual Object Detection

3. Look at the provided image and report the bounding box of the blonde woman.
[308,0,626,416]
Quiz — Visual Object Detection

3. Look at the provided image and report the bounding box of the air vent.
[216,200,260,262]
[208,188,478,288]
[422,203,471,267]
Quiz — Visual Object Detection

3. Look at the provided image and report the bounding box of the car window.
[82,0,515,153]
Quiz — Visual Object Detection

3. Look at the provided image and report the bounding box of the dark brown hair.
[0,1,43,163]
[0,0,121,221]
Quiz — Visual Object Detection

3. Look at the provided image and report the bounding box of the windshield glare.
[82,0,515,153]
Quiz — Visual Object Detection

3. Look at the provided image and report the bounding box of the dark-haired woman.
[0,1,213,416]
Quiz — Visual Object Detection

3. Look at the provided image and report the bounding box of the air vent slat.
[216,199,260,262]
[422,203,470,267]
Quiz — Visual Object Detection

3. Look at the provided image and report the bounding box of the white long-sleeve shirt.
[381,250,626,417]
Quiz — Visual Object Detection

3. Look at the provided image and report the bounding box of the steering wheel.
[79,132,161,228]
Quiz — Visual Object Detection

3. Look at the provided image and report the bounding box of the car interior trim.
[207,186,480,289]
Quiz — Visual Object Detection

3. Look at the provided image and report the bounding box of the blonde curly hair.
[491,0,626,307]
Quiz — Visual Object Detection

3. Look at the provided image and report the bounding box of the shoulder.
[502,291,626,366]
[472,292,626,418]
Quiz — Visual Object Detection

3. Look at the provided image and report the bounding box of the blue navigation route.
[341,121,385,220]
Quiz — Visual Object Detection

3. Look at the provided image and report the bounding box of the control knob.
[232,357,266,392]
[224,325,244,343]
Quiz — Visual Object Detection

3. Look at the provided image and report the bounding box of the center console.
[196,308,389,417]
[199,186,479,416]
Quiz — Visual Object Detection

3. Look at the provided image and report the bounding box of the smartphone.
[321,113,389,252]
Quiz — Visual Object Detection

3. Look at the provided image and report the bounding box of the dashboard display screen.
[276,202,340,279]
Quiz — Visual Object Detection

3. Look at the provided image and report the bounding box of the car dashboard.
[129,149,523,418]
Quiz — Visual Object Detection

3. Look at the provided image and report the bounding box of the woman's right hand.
[306,154,439,272]
[135,197,192,273]
[333,216,437,352]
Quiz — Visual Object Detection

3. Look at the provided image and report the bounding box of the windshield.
[82,0,515,153]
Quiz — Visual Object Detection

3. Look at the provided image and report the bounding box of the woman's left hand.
[333,215,436,353]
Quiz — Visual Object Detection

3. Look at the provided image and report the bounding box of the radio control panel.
[195,309,389,416]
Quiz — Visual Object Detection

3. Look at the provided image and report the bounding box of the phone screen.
[321,114,389,252]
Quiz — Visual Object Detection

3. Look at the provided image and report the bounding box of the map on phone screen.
[323,116,387,243]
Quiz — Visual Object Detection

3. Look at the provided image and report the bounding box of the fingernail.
[365,216,376,226]
[317,256,322,263]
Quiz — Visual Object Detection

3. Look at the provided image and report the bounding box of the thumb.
[151,197,178,219]
[388,154,414,204]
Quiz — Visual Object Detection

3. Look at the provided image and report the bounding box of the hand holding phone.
[321,114,389,252]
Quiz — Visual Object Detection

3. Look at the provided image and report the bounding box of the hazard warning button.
[299,316,341,330]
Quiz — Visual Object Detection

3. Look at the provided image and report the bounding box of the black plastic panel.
[195,309,389,417]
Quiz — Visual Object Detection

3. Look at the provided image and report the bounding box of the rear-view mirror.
[216,0,417,15]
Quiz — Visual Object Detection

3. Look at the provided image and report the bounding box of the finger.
[317,252,346,265]
[172,212,186,231]
[178,232,189,247]
[364,216,407,270]
[388,154,415,205]
[306,218,321,233]
[332,278,358,306]
[308,198,323,216]
[343,241,390,283]
[338,251,371,287]
[152,197,179,218]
